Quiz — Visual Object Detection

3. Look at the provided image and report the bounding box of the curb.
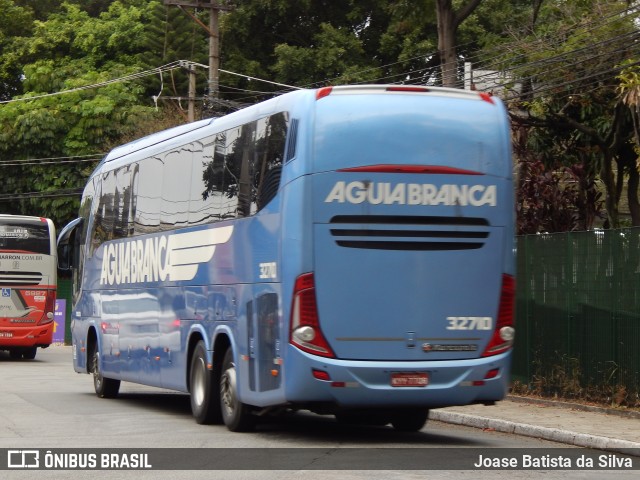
[507,395,640,420]
[429,410,640,455]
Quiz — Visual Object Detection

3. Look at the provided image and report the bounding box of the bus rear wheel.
[219,348,255,432]
[91,347,120,398]
[189,340,222,424]
[390,408,429,432]
[335,409,391,426]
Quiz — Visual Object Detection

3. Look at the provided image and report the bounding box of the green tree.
[0,0,34,100]
[502,0,639,228]
[0,1,180,227]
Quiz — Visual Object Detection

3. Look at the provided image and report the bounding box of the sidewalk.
[431,396,640,454]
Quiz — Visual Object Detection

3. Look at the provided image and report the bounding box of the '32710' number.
[446,316,492,330]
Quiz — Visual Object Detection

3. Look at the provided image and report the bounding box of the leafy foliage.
[503,0,639,228]
[516,159,603,234]
[0,1,176,227]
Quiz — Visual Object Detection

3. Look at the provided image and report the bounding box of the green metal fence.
[56,277,73,345]
[513,229,640,405]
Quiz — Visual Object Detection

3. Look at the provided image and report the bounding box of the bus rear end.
[0,216,57,360]
[283,86,515,428]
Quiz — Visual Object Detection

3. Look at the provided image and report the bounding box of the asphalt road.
[0,345,636,480]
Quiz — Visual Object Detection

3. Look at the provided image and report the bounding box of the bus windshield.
[0,220,52,255]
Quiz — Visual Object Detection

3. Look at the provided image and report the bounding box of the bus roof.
[0,214,52,225]
[101,117,216,165]
[94,85,503,174]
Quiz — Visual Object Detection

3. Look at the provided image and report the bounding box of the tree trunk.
[600,152,619,228]
[435,0,457,87]
[628,166,640,226]
[435,0,484,88]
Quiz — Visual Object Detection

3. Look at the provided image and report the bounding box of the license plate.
[0,331,13,338]
[390,372,429,387]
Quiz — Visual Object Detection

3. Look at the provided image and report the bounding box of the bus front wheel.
[189,340,222,424]
[219,348,256,432]
[91,347,120,398]
[22,347,37,360]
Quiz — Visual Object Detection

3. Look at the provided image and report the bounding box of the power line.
[0,63,183,105]
[0,61,301,107]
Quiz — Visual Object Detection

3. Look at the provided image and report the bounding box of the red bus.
[0,215,57,360]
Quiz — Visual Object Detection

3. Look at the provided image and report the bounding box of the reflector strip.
[337,165,484,175]
[386,86,429,93]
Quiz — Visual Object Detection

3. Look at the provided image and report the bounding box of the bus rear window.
[313,94,508,178]
[0,223,51,254]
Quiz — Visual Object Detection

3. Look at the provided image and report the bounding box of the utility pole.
[164,1,235,111]
[187,62,196,121]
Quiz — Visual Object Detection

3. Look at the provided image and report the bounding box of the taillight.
[289,273,335,358]
[482,274,515,357]
[479,92,495,104]
[39,290,56,325]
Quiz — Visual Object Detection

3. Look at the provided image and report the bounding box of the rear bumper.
[284,347,511,409]
[0,323,54,348]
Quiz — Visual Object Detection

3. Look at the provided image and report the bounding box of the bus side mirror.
[57,217,83,271]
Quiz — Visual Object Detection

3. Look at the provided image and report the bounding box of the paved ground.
[432,396,640,454]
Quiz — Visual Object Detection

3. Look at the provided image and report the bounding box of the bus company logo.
[324,181,497,207]
[8,450,39,469]
[0,227,29,239]
[100,226,233,286]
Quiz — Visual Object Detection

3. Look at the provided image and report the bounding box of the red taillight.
[39,290,56,325]
[290,273,335,358]
[316,87,333,100]
[479,92,495,104]
[482,274,515,357]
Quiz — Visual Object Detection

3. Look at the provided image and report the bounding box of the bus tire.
[189,340,222,424]
[219,348,255,432]
[22,347,37,360]
[390,408,429,432]
[9,349,22,360]
[335,409,390,426]
[91,347,120,398]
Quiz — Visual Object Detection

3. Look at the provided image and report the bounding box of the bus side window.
[161,145,193,230]
[128,164,139,236]
[135,156,162,235]
[253,113,288,212]
[190,135,223,226]
[220,127,241,220]
[90,170,115,252]
[113,165,131,239]
[237,122,256,218]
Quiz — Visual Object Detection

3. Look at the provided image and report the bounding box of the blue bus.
[58,85,515,432]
